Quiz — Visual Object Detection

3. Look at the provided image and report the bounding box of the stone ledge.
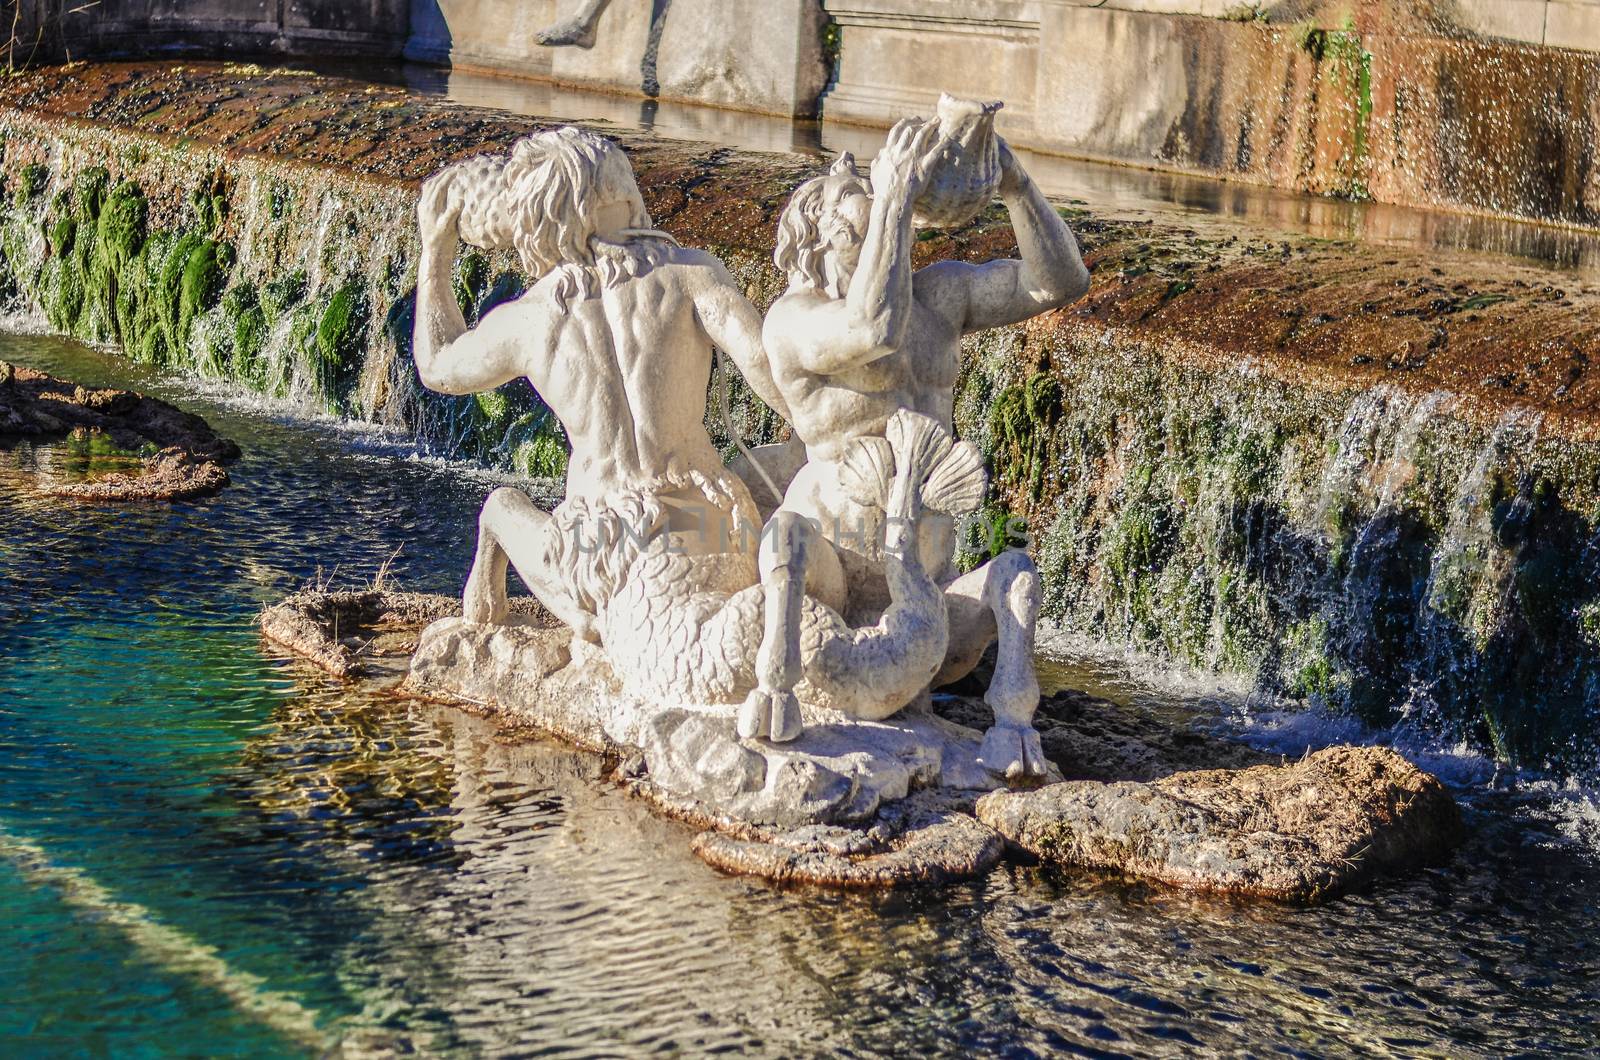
[0,362,239,501]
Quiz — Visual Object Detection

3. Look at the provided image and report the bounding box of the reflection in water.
[376,62,1600,277]
[1,332,1597,1055]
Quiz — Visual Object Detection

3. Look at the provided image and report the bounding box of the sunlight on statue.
[751,96,1091,777]
[412,125,978,750]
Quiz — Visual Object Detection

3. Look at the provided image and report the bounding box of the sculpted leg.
[466,486,599,642]
[737,510,811,743]
[535,0,611,47]
[940,550,1045,779]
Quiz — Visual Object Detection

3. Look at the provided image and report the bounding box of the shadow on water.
[1,333,1598,1054]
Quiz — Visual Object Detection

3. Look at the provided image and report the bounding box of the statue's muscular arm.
[917,139,1090,335]
[766,120,941,377]
[683,252,794,424]
[412,175,550,395]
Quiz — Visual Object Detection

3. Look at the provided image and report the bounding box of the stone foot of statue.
[535,2,606,49]
[975,551,1046,780]
[738,510,812,743]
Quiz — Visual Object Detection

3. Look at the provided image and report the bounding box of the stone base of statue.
[260,589,1462,897]
[405,615,1053,840]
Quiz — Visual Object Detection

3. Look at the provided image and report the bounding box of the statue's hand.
[996,137,1028,198]
[871,118,943,203]
[417,170,462,250]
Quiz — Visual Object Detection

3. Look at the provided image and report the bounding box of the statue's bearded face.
[816,175,871,281]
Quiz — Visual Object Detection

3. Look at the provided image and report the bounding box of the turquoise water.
[3,333,1599,1057]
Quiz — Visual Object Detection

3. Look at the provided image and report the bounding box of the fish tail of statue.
[762,411,985,728]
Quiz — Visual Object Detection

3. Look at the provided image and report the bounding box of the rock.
[404,615,1037,829]
[690,791,1006,888]
[48,447,230,502]
[640,706,1016,828]
[259,590,528,678]
[0,364,239,501]
[976,745,1463,902]
[407,616,637,756]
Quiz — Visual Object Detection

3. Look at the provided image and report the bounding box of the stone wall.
[822,1,1600,229]
[407,0,830,118]
[17,0,411,60]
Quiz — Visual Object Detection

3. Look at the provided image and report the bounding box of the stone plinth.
[406,617,1030,830]
[407,0,829,118]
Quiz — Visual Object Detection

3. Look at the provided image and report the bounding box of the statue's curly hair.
[774,153,866,295]
[502,128,678,312]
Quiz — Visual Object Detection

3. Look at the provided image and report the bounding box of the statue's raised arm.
[922,138,1091,334]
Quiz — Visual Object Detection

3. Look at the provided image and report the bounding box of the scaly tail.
[786,412,988,723]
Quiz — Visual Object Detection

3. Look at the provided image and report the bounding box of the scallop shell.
[912,94,1004,230]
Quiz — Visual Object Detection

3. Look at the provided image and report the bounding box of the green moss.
[177,239,228,358]
[221,283,269,384]
[15,163,48,206]
[454,252,490,322]
[511,427,569,480]
[1325,29,1374,200]
[72,167,109,220]
[314,280,370,410]
[84,182,148,342]
[262,269,308,323]
[474,388,511,425]
[48,214,75,257]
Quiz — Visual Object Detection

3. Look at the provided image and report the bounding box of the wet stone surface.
[977,745,1464,902]
[0,361,238,499]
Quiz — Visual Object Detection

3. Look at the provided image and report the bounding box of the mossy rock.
[72,167,110,221]
[511,428,569,480]
[48,214,75,257]
[262,269,308,323]
[15,163,49,207]
[85,182,149,342]
[314,280,370,410]
[177,239,229,360]
[221,283,269,385]
[454,252,491,322]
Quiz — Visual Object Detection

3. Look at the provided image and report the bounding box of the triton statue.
[407,96,1089,829]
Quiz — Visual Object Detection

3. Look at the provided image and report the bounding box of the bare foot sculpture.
[755,95,1092,778]
[536,0,611,48]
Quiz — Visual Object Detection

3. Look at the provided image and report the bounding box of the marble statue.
[408,97,1087,828]
[412,126,968,743]
[753,97,1091,777]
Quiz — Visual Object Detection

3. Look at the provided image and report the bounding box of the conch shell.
[912,94,1004,229]
[437,153,520,251]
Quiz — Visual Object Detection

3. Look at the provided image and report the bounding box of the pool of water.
[3,332,1598,1056]
[369,61,1600,278]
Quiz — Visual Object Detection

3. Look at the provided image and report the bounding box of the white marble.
[409,103,1087,822]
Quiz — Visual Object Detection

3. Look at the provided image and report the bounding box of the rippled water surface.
[3,334,1598,1056]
